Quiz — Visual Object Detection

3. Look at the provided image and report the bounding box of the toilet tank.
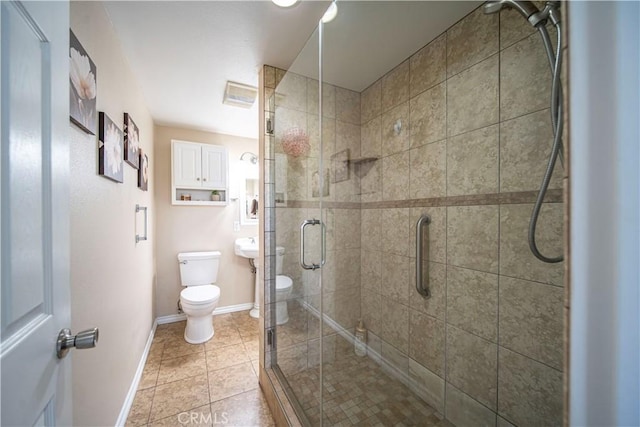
[178,251,221,286]
[276,246,285,275]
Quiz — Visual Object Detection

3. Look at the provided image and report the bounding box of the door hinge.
[267,327,276,349]
[266,117,274,135]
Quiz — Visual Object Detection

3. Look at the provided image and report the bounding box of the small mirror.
[240,178,259,225]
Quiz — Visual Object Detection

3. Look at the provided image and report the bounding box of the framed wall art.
[124,113,140,169]
[138,150,149,191]
[98,112,123,183]
[69,30,97,134]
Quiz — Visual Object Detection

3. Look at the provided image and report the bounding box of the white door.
[201,145,226,190]
[173,140,202,188]
[1,1,73,425]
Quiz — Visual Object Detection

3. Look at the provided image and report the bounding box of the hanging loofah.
[281,127,310,157]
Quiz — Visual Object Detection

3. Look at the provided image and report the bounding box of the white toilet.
[275,246,293,325]
[178,251,221,344]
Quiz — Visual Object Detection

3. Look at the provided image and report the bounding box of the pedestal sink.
[234,237,259,318]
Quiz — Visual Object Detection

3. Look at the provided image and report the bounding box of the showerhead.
[483,0,540,19]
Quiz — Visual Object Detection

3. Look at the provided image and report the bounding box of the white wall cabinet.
[171,140,228,205]
[201,144,227,189]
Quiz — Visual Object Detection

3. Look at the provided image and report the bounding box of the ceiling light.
[272,0,299,7]
[321,2,338,23]
[223,81,257,109]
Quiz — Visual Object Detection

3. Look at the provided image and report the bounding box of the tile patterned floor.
[277,303,453,426]
[126,311,275,427]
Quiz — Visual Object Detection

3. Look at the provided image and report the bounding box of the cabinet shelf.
[173,188,227,206]
[173,200,228,206]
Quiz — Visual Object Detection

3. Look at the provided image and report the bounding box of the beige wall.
[154,126,258,316]
[69,2,156,426]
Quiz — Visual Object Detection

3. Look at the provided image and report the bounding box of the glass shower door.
[269,25,324,425]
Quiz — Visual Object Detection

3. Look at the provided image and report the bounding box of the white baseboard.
[115,319,157,427]
[156,313,186,324]
[116,302,254,425]
[213,302,254,316]
[155,302,254,325]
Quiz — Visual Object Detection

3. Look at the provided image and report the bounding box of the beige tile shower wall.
[69,3,155,425]
[359,5,564,426]
[154,126,258,316]
[269,65,362,367]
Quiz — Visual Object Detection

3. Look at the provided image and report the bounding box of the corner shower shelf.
[348,157,379,179]
[345,157,379,165]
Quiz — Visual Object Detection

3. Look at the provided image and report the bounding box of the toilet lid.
[275,275,292,290]
[181,285,220,304]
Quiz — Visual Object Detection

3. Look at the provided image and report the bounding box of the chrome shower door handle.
[300,219,321,270]
[321,220,326,266]
[415,214,431,299]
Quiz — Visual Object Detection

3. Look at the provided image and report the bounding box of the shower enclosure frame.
[257,3,573,425]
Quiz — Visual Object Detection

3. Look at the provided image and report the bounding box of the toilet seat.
[181,285,220,304]
[275,275,292,291]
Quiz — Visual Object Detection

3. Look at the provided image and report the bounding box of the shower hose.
[529,20,564,263]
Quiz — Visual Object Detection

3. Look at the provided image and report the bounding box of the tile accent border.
[278,189,563,210]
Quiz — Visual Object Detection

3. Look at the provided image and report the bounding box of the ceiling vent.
[223,81,257,109]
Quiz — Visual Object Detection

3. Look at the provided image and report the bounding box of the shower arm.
[528,1,561,27]
[542,1,561,26]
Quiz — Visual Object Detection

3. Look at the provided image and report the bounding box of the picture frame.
[69,30,97,135]
[98,112,124,183]
[123,113,140,169]
[138,151,149,191]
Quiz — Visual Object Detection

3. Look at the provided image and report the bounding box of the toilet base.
[276,300,289,325]
[184,314,214,344]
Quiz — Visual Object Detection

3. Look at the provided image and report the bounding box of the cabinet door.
[201,145,227,189]
[173,141,202,188]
